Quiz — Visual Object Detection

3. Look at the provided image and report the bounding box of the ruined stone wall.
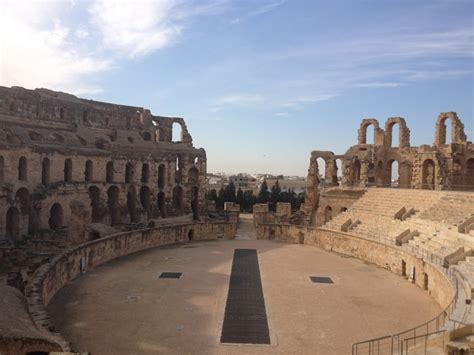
[0,86,208,247]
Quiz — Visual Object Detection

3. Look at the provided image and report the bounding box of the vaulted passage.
[220,249,270,345]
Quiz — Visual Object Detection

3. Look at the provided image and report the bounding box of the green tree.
[236,188,244,210]
[217,188,225,209]
[223,181,236,203]
[270,180,282,211]
[257,179,270,204]
[243,190,256,212]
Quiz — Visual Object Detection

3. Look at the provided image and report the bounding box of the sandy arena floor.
[47,215,440,355]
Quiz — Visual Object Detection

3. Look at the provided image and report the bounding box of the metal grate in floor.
[159,272,183,279]
[310,276,334,284]
[220,249,270,345]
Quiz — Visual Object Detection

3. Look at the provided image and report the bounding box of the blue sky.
[1,0,473,175]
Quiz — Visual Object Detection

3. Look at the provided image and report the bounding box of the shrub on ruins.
[270,180,282,212]
[243,190,257,212]
[223,181,236,203]
[257,179,270,204]
[236,188,244,210]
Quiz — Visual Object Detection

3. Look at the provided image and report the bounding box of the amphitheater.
[0,86,473,355]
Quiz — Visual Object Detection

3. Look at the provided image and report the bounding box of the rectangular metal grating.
[220,249,270,345]
[159,272,182,279]
[310,276,334,284]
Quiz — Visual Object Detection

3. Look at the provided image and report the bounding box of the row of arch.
[0,156,200,187]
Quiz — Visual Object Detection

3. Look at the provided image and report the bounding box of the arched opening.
[106,161,114,183]
[88,186,102,223]
[173,186,184,214]
[365,124,375,144]
[140,186,151,218]
[188,229,194,241]
[143,132,152,141]
[5,207,20,242]
[188,167,199,185]
[127,187,137,223]
[175,156,182,183]
[172,122,183,142]
[0,156,4,182]
[324,206,332,223]
[316,158,326,186]
[438,117,453,145]
[341,207,348,212]
[15,188,30,214]
[367,162,375,185]
[423,273,429,291]
[352,159,361,185]
[467,159,474,190]
[141,163,150,183]
[59,107,65,120]
[333,159,342,185]
[64,158,72,183]
[49,203,63,230]
[401,260,407,277]
[194,157,199,165]
[422,159,436,190]
[389,160,399,188]
[376,161,384,186]
[158,164,166,189]
[125,162,133,183]
[452,159,463,190]
[41,158,50,185]
[387,122,400,148]
[83,110,88,124]
[191,186,199,220]
[85,160,93,182]
[18,156,27,181]
[157,191,166,218]
[107,186,120,225]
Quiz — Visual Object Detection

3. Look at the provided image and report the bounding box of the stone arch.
[85,160,93,182]
[191,186,199,220]
[157,191,166,218]
[127,186,137,223]
[18,156,27,181]
[49,203,63,230]
[143,131,152,141]
[333,158,342,185]
[399,160,413,189]
[466,158,474,190]
[173,186,184,214]
[175,156,182,183]
[422,159,436,190]
[158,164,166,189]
[125,162,133,183]
[64,158,72,183]
[0,155,4,182]
[5,207,20,242]
[15,188,30,215]
[316,158,326,186]
[107,186,120,225]
[385,117,410,148]
[324,206,332,223]
[172,122,183,142]
[435,112,467,146]
[106,161,114,183]
[141,163,150,183]
[88,186,102,223]
[42,158,50,185]
[388,159,399,187]
[140,186,151,218]
[352,159,361,185]
[188,167,199,185]
[358,119,379,145]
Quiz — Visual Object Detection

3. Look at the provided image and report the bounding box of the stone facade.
[0,86,209,246]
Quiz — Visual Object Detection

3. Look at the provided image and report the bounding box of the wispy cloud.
[231,0,285,24]
[355,82,402,88]
[216,93,265,105]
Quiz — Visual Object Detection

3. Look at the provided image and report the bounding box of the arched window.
[140,186,151,218]
[158,191,166,218]
[173,186,184,214]
[106,161,114,183]
[324,206,332,223]
[41,158,50,185]
[59,107,65,120]
[158,164,166,189]
[107,186,120,225]
[125,162,133,183]
[85,160,93,182]
[6,207,20,242]
[191,186,199,220]
[389,160,399,188]
[15,188,30,215]
[0,156,5,182]
[352,159,361,185]
[141,163,150,183]
[64,159,72,182]
[188,167,199,185]
[127,187,137,223]
[316,158,326,186]
[172,122,183,142]
[88,186,102,223]
[143,132,152,141]
[49,203,63,230]
[18,156,27,181]
[363,124,375,144]
[422,159,436,190]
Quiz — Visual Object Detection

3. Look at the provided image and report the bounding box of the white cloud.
[231,0,285,24]
[216,94,265,105]
[355,82,402,88]
[0,0,110,95]
[88,0,182,58]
